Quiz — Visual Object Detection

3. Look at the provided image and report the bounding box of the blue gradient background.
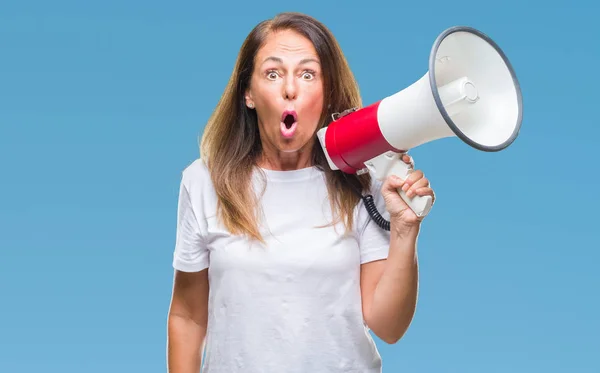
[1,1,598,372]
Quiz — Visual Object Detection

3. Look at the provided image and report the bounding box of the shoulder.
[181,157,209,180]
[177,158,219,221]
[368,175,384,195]
[180,158,212,189]
[360,171,385,205]
[178,158,218,204]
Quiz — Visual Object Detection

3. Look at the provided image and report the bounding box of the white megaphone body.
[317,26,522,222]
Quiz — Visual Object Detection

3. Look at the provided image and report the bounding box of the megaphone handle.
[388,158,433,218]
[366,152,434,219]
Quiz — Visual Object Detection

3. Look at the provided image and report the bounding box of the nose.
[283,76,297,101]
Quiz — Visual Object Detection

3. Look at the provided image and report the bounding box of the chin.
[278,145,303,153]
[278,138,312,153]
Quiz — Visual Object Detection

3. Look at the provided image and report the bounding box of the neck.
[257,145,314,171]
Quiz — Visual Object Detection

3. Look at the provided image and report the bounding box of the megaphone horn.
[317,26,523,226]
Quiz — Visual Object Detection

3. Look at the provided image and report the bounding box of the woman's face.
[245,29,324,162]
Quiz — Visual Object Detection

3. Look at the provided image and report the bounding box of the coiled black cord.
[361,194,390,231]
[341,172,391,231]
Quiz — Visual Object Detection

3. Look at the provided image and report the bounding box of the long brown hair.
[200,12,372,243]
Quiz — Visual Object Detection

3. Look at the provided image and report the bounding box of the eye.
[302,70,316,80]
[266,70,279,80]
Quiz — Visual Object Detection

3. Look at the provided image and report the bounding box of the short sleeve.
[357,179,392,264]
[172,172,209,272]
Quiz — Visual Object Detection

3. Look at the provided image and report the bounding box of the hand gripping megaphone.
[317,26,522,225]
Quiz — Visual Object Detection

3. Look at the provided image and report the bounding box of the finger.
[384,175,405,190]
[414,187,436,203]
[380,176,400,195]
[414,187,434,196]
[400,170,424,193]
[401,153,414,168]
[405,178,430,198]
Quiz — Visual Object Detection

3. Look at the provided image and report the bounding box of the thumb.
[384,175,405,190]
[381,175,405,197]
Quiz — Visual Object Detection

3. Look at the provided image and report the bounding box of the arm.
[167,269,210,373]
[360,224,419,344]
[360,154,433,344]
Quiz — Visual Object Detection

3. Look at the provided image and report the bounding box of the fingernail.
[402,183,410,191]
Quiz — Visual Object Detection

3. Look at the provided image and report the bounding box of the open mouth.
[282,110,297,129]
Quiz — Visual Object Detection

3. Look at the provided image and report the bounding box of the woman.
[167,11,435,373]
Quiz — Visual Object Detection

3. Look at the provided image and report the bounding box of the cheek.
[253,88,282,119]
[303,85,324,118]
[254,86,278,107]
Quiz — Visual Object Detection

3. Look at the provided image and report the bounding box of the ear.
[244,90,255,109]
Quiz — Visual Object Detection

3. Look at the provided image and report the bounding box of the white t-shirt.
[172,158,392,373]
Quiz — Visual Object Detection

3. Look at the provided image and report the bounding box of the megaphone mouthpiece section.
[437,76,480,117]
[438,77,479,104]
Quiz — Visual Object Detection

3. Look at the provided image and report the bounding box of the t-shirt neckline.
[256,166,322,182]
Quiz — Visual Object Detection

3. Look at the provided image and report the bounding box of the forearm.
[368,223,420,343]
[167,314,206,373]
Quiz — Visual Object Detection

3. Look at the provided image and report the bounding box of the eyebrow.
[261,56,320,66]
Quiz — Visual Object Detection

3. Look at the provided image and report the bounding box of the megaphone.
[317,26,522,225]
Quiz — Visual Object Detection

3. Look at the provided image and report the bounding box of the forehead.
[256,29,319,63]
